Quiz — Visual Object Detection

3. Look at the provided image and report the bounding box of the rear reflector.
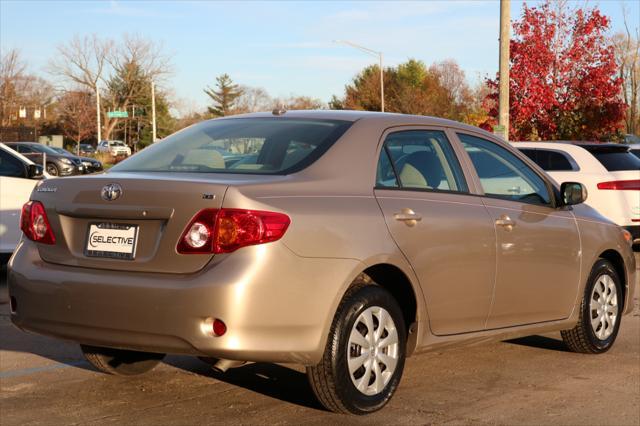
[597,180,640,190]
[177,208,290,254]
[20,201,55,244]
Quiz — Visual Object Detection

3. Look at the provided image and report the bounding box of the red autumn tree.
[483,2,626,141]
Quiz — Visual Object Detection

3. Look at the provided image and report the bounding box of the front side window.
[112,118,352,175]
[0,149,26,178]
[376,130,468,192]
[459,133,551,205]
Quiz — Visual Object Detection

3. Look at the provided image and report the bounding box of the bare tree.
[57,90,97,153]
[0,48,27,126]
[234,86,272,113]
[1,49,55,127]
[48,34,173,140]
[612,7,639,135]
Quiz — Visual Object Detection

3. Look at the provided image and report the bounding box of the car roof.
[213,109,493,135]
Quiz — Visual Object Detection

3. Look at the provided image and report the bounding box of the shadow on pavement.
[165,357,324,411]
[504,334,570,352]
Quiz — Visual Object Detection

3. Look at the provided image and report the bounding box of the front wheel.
[46,162,59,176]
[561,259,623,354]
[307,284,406,414]
[81,345,165,376]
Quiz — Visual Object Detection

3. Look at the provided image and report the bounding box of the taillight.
[177,208,290,254]
[597,180,640,190]
[20,201,55,244]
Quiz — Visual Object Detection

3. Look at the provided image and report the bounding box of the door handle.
[495,214,515,231]
[394,208,422,226]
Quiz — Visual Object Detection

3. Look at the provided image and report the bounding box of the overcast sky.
[2,0,638,113]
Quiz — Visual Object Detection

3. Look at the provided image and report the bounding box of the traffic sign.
[107,111,129,118]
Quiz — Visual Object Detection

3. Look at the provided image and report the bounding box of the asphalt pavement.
[1,259,638,425]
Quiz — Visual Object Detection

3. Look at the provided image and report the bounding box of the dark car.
[49,146,103,174]
[4,142,83,176]
[80,144,96,156]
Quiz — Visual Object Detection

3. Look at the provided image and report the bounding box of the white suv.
[97,140,131,157]
[514,142,640,248]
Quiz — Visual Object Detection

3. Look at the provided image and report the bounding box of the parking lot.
[1,259,638,425]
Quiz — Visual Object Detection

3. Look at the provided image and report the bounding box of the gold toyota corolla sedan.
[8,111,637,414]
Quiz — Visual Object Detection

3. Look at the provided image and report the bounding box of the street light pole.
[151,80,157,143]
[95,85,102,143]
[334,40,384,112]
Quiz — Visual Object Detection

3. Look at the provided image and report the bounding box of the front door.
[374,128,496,335]
[457,133,581,329]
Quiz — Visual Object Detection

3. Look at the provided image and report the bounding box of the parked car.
[8,112,636,415]
[48,146,104,174]
[627,143,640,159]
[4,142,84,176]
[0,143,47,261]
[80,144,96,156]
[514,142,640,248]
[97,140,131,157]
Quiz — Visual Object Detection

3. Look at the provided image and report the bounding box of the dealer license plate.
[85,223,139,260]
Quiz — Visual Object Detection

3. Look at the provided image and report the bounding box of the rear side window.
[112,118,352,175]
[459,134,551,205]
[519,148,575,171]
[376,130,468,192]
[630,149,640,160]
[591,151,640,172]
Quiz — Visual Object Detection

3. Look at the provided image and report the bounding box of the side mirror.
[27,164,44,180]
[560,182,587,206]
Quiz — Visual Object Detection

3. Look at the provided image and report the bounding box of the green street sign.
[492,124,505,132]
[107,111,129,118]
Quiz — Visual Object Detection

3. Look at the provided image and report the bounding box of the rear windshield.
[591,151,640,171]
[111,118,352,175]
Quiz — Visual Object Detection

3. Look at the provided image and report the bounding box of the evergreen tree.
[204,74,242,116]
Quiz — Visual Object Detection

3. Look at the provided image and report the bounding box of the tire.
[80,345,165,376]
[561,259,623,354]
[307,284,407,414]
[46,162,59,176]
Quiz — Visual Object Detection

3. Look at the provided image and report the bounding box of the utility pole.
[96,85,102,143]
[151,80,157,143]
[498,0,510,141]
[334,40,384,112]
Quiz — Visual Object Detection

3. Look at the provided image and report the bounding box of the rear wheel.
[561,259,622,354]
[80,345,165,376]
[307,284,406,414]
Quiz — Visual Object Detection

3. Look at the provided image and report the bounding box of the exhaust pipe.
[211,359,247,373]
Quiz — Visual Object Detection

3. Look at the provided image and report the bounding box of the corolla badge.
[101,183,123,201]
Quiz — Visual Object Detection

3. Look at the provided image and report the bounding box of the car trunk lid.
[31,172,229,274]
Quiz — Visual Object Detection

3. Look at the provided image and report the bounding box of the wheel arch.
[598,249,627,311]
[359,263,420,356]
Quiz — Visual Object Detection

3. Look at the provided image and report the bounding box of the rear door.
[374,128,496,335]
[457,133,581,328]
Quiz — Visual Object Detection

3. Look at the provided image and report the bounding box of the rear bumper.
[8,240,360,365]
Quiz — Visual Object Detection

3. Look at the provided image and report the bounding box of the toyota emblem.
[101,183,123,201]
